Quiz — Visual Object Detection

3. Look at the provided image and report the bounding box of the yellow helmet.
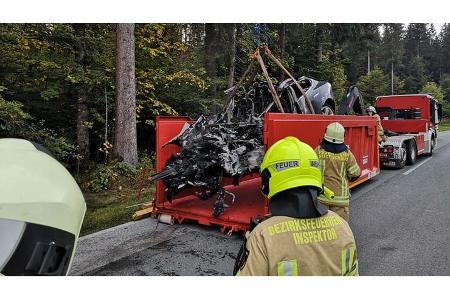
[260,136,322,199]
[324,122,345,144]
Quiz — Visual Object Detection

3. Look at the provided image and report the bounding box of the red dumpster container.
[152,113,379,233]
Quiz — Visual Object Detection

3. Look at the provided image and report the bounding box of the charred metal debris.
[151,110,264,218]
[150,78,365,217]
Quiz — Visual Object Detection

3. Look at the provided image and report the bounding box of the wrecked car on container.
[150,76,342,217]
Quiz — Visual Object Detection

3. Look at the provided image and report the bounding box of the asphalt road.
[71,131,450,276]
[350,130,450,275]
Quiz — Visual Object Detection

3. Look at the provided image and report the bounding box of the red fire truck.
[376,94,443,168]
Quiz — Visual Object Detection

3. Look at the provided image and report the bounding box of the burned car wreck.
[149,86,267,217]
[278,76,336,114]
[150,76,359,217]
[238,76,336,115]
[151,113,264,217]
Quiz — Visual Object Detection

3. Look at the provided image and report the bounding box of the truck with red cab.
[376,94,442,168]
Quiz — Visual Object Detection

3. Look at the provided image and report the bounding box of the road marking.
[403,157,433,175]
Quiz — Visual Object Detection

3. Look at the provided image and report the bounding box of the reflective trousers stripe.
[277,260,298,276]
[341,247,358,276]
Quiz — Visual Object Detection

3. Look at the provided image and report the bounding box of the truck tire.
[424,134,436,156]
[406,141,417,165]
[425,138,434,157]
[398,143,407,168]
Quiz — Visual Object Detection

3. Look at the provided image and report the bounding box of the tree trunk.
[227,23,237,89]
[315,24,323,62]
[279,24,287,80]
[114,23,138,167]
[205,23,218,77]
[76,90,89,167]
[73,24,90,169]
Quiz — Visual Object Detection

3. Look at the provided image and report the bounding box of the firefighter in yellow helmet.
[367,106,387,144]
[235,136,358,276]
[0,138,86,276]
[315,122,361,222]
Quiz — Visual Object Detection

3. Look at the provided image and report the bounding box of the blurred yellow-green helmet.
[324,122,345,144]
[0,138,86,276]
[260,136,322,199]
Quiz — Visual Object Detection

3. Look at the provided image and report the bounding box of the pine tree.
[440,24,450,75]
[114,23,138,167]
[380,24,405,77]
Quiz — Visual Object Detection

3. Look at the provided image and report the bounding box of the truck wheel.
[398,143,407,168]
[406,141,417,165]
[425,138,434,157]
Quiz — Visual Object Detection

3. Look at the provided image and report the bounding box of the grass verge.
[439,120,450,131]
[80,186,154,236]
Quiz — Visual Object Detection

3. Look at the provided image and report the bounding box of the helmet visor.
[0,218,75,276]
[0,219,26,271]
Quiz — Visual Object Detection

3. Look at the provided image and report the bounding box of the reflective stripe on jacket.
[236,212,358,276]
[315,146,360,207]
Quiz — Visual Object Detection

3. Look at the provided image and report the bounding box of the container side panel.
[264,113,380,188]
[153,113,379,232]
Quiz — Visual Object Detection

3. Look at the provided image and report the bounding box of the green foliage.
[392,75,406,94]
[440,74,450,103]
[404,56,428,93]
[0,87,31,135]
[420,77,450,118]
[79,152,156,234]
[137,152,155,170]
[2,22,450,172]
[135,24,208,120]
[438,74,450,117]
[357,66,390,104]
[441,25,450,76]
[27,126,77,162]
[0,24,115,162]
[442,104,450,118]
[331,65,347,103]
[0,88,76,162]
[420,81,444,101]
[86,160,137,192]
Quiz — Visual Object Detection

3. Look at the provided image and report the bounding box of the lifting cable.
[253,48,285,113]
[225,23,317,115]
[263,47,316,114]
[253,23,284,113]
